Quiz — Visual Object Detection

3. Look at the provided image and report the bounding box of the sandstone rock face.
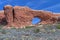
[4,5,13,27]
[0,11,6,25]
[13,6,34,27]
[0,5,60,28]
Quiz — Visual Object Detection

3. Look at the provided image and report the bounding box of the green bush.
[1,29,6,34]
[56,24,60,29]
[11,27,16,29]
[25,26,33,28]
[34,29,40,33]
[0,25,4,29]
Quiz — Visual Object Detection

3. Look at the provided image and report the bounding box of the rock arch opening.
[32,17,41,25]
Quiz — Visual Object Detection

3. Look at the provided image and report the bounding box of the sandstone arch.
[0,5,59,28]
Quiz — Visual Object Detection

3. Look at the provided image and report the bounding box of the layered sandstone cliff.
[0,5,60,28]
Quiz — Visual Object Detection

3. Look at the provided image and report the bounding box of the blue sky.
[0,0,60,24]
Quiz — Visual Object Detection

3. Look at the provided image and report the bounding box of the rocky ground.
[0,23,60,40]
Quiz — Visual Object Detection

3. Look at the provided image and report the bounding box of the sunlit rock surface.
[0,5,60,28]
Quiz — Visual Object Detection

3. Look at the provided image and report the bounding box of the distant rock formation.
[0,5,60,28]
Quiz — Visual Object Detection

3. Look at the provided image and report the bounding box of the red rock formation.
[0,10,5,21]
[4,5,13,27]
[0,5,60,28]
[0,10,6,25]
[13,6,34,28]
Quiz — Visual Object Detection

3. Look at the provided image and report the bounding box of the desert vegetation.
[0,23,60,40]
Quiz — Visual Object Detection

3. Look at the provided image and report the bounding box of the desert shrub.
[25,26,34,28]
[11,27,16,29]
[33,28,40,33]
[10,25,16,29]
[47,38,53,40]
[56,24,60,29]
[0,38,5,40]
[1,29,6,34]
[0,25,4,29]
